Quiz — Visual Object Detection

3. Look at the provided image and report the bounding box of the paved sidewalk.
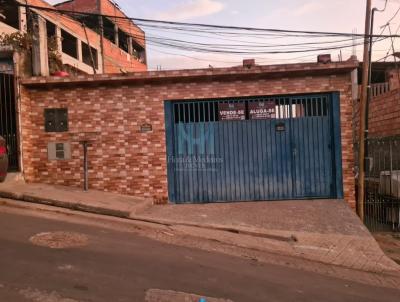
[137,201,400,275]
[0,177,151,218]
[0,177,399,276]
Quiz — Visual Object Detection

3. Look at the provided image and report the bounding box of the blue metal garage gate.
[165,92,343,203]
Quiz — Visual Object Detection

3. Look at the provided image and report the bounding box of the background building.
[0,0,147,76]
[55,0,147,74]
[0,0,147,172]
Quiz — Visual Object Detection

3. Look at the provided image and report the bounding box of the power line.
[140,34,366,52]
[135,24,363,45]
[387,24,400,82]
[375,3,400,62]
[386,5,400,24]
[11,1,392,67]
[32,4,386,56]
[122,29,387,55]
[15,3,400,39]
[149,47,323,65]
[132,22,364,39]
[378,3,400,61]
[15,2,378,56]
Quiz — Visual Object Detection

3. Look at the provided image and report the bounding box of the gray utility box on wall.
[379,170,400,198]
[48,142,71,160]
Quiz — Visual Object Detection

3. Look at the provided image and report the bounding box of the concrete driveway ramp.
[138,200,400,274]
[145,289,233,302]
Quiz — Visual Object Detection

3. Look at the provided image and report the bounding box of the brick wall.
[55,0,146,47]
[102,39,147,73]
[53,0,98,14]
[98,0,147,72]
[20,62,357,207]
[388,69,400,91]
[54,0,147,73]
[369,89,400,138]
[47,0,147,73]
[355,89,400,138]
[99,0,145,48]
[28,0,101,45]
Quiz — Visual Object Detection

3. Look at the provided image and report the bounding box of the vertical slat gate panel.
[269,115,278,199]
[310,98,316,195]
[316,98,323,196]
[277,98,283,199]
[166,93,338,203]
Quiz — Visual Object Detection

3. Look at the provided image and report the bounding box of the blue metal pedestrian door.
[165,93,343,203]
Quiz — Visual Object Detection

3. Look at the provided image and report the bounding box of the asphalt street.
[0,209,399,302]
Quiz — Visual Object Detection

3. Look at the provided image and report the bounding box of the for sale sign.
[249,101,276,119]
[218,103,246,121]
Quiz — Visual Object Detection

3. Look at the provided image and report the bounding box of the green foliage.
[0,32,32,51]
[0,32,64,72]
[47,35,63,73]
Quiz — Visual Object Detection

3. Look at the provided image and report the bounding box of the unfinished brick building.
[0,0,147,76]
[55,0,147,73]
[0,0,147,172]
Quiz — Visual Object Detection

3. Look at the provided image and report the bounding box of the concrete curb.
[2,197,400,290]
[3,191,400,282]
[0,189,295,242]
[0,190,131,219]
[128,214,297,242]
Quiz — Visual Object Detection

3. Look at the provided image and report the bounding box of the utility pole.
[357,0,372,222]
[97,0,105,73]
[81,23,97,74]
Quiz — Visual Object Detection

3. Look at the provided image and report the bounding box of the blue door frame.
[165,92,343,204]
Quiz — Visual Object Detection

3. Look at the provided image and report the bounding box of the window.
[174,102,219,124]
[131,39,146,63]
[44,108,68,132]
[46,20,57,49]
[291,97,328,118]
[0,0,20,30]
[74,15,99,33]
[55,143,65,159]
[81,42,98,69]
[46,20,56,38]
[102,17,116,43]
[173,96,329,124]
[118,29,129,53]
[61,29,78,59]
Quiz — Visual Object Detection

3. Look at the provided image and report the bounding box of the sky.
[47,0,400,70]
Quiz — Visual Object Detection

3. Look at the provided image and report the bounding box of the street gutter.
[0,189,296,243]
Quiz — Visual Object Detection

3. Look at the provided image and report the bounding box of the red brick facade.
[55,0,147,73]
[19,61,358,206]
[354,88,400,138]
[19,0,147,74]
[27,0,101,42]
[102,39,147,73]
[55,0,146,44]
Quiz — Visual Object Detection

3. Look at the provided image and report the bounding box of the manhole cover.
[145,289,233,302]
[29,232,88,249]
[19,287,80,302]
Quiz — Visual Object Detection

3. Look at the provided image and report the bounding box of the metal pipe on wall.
[82,141,89,191]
